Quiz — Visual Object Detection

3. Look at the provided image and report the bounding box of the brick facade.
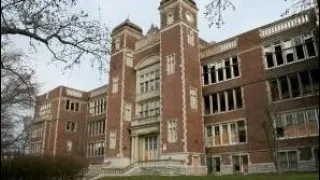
[30,0,319,176]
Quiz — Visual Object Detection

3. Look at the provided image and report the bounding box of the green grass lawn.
[99,172,319,180]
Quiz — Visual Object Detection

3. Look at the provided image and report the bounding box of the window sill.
[203,76,241,87]
[205,142,247,148]
[204,108,244,117]
[277,134,319,140]
[272,93,319,103]
[265,55,318,70]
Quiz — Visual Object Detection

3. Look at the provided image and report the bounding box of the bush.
[1,154,89,180]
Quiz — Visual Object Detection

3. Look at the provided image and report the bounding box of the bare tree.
[1,42,38,152]
[204,0,318,28]
[1,0,110,71]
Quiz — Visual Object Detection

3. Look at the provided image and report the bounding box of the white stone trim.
[119,53,126,156]
[41,120,47,154]
[159,30,163,156]
[53,87,62,156]
[161,21,198,33]
[180,24,188,153]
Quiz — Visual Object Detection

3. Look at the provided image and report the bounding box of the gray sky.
[18,0,292,95]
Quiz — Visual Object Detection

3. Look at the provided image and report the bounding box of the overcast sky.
[17,0,293,95]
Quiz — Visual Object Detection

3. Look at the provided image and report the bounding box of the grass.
[99,172,319,180]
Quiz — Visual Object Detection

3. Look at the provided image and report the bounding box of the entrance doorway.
[143,135,159,161]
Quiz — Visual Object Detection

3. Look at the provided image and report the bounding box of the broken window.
[203,65,209,85]
[289,74,301,98]
[282,39,294,63]
[304,33,316,57]
[274,43,284,66]
[294,37,305,60]
[235,88,243,108]
[225,60,232,79]
[275,114,285,138]
[232,57,240,77]
[279,76,290,99]
[66,100,70,110]
[299,71,312,95]
[264,46,275,68]
[238,121,246,143]
[75,102,79,111]
[310,68,319,93]
[217,68,224,82]
[212,93,219,113]
[270,79,279,101]
[227,90,235,111]
[214,126,221,145]
[219,92,226,112]
[204,95,211,115]
[210,65,217,83]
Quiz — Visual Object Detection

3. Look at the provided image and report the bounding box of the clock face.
[186,12,193,23]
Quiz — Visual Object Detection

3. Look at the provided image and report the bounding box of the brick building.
[30,0,319,177]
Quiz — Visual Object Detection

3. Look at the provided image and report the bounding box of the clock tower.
[159,0,206,170]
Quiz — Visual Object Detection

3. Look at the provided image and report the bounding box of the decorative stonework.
[66,88,82,98]
[260,14,309,38]
[135,32,160,51]
[200,39,237,59]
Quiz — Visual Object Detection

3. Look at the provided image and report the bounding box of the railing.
[131,115,160,127]
[200,39,237,59]
[100,159,185,176]
[260,14,309,38]
[136,89,160,102]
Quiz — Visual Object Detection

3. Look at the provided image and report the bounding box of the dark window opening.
[218,68,224,81]
[289,75,301,98]
[66,100,70,110]
[238,121,246,143]
[204,95,210,115]
[75,103,79,111]
[232,57,240,77]
[266,53,274,68]
[270,80,279,101]
[225,60,232,79]
[305,38,316,57]
[295,41,305,60]
[227,90,234,111]
[203,65,209,85]
[70,102,75,111]
[220,92,226,112]
[212,94,218,113]
[310,68,319,92]
[286,53,294,63]
[276,127,285,138]
[214,157,221,172]
[207,157,213,174]
[210,66,216,84]
[235,88,243,108]
[275,45,284,65]
[300,71,312,95]
[279,76,290,99]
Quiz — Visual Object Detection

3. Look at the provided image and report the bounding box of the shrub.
[1,154,89,180]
